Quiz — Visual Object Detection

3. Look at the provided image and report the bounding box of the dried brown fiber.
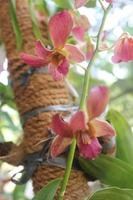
[0,0,90,199]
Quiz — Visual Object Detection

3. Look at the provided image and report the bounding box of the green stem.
[58,138,76,200]
[57,3,112,200]
[79,3,112,110]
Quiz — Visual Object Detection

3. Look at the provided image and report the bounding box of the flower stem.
[79,3,112,110]
[58,138,76,200]
[57,3,111,200]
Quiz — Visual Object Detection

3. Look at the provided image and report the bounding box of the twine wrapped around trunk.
[0,0,90,199]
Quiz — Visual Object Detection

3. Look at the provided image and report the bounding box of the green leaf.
[0,82,16,109]
[28,0,43,40]
[79,155,133,189]
[13,185,28,200]
[34,0,49,15]
[33,178,61,200]
[53,0,74,9]
[9,0,23,50]
[85,0,97,8]
[107,109,133,165]
[0,111,18,131]
[88,187,133,200]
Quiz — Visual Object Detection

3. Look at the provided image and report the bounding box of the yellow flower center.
[51,51,64,66]
[76,122,96,145]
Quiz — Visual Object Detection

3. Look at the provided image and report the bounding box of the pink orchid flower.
[50,86,116,159]
[74,0,88,8]
[112,33,133,63]
[72,13,90,42]
[21,11,85,80]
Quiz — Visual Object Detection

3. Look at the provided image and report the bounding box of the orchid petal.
[127,38,133,60]
[20,53,47,67]
[51,136,72,157]
[74,0,88,8]
[65,44,85,63]
[58,59,69,76]
[48,59,69,80]
[74,14,90,31]
[79,15,90,31]
[48,63,63,80]
[87,86,109,119]
[86,42,94,60]
[112,39,125,63]
[79,138,102,159]
[119,39,130,62]
[70,111,86,133]
[72,26,85,41]
[49,11,73,49]
[90,118,116,138]
[51,114,73,137]
[112,55,121,63]
[112,36,133,63]
[35,41,52,58]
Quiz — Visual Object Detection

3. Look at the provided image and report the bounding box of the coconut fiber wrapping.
[0,0,90,199]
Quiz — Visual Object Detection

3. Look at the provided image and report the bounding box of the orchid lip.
[51,52,65,66]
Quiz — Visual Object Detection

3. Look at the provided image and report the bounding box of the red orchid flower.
[21,11,84,80]
[112,33,133,63]
[50,86,116,159]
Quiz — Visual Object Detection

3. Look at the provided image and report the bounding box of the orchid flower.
[72,13,90,42]
[50,86,116,159]
[112,33,133,63]
[74,0,89,8]
[21,11,84,80]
